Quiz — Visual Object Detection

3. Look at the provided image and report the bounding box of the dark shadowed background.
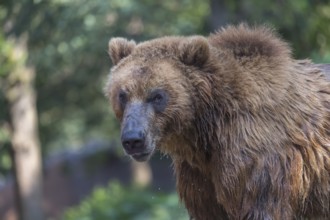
[0,0,330,219]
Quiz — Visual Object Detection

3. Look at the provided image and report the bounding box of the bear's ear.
[108,38,136,65]
[179,36,210,67]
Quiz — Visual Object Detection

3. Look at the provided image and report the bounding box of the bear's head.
[105,36,212,161]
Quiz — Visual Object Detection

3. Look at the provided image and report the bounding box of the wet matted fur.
[105,24,330,220]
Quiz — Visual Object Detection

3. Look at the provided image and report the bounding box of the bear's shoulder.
[208,24,291,60]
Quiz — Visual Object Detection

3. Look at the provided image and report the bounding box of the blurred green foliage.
[63,181,188,220]
[0,35,16,78]
[0,32,17,177]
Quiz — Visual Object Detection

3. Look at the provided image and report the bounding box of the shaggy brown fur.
[105,24,330,220]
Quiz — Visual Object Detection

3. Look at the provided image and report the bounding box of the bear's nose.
[121,130,145,154]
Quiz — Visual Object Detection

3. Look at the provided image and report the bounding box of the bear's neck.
[160,130,212,173]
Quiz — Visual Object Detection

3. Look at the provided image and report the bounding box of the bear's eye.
[152,94,163,104]
[118,91,127,108]
[147,89,168,113]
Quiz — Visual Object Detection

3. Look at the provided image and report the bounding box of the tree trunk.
[7,37,44,220]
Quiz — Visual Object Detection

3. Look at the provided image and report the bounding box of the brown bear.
[105,25,330,220]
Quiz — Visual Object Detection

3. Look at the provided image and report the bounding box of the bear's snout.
[120,102,154,161]
[121,128,146,155]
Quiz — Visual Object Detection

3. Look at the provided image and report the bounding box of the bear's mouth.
[131,152,152,162]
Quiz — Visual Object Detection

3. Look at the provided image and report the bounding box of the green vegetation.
[63,182,188,220]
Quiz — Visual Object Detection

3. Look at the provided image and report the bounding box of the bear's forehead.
[110,61,180,92]
[112,63,154,80]
[112,60,177,79]
[130,37,183,59]
[119,65,151,76]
